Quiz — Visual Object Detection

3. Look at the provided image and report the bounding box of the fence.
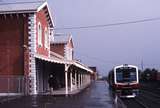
[0,75,25,96]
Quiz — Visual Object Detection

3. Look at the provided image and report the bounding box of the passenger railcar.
[108,64,139,98]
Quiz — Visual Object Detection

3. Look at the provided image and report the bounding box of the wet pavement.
[0,81,116,108]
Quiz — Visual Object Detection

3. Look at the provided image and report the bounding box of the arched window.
[38,22,42,47]
[44,27,49,48]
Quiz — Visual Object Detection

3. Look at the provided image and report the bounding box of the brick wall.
[36,9,49,57]
[0,14,26,75]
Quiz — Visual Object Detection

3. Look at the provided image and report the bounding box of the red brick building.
[0,1,93,96]
[0,1,54,95]
[89,67,98,80]
[51,34,74,60]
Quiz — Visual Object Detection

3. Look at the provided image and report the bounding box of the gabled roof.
[52,33,72,44]
[0,1,54,27]
[0,1,42,13]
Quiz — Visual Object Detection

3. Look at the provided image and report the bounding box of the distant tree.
[151,68,158,81]
[152,68,158,73]
[138,69,142,80]
[142,68,158,81]
[143,68,152,73]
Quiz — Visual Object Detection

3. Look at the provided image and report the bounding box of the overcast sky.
[48,0,160,76]
[3,0,160,76]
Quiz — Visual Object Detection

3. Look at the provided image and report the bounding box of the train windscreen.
[116,67,137,83]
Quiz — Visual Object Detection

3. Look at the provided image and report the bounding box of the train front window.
[130,71,136,81]
[116,71,123,82]
[116,67,137,83]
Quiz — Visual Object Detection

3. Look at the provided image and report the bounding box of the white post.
[88,74,89,84]
[65,64,70,95]
[84,74,86,86]
[65,71,68,95]
[81,74,83,87]
[70,72,73,91]
[28,14,37,95]
[86,74,87,85]
[78,73,81,88]
[87,74,89,85]
[89,75,91,84]
[75,71,77,89]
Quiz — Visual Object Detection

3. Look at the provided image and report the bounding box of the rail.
[134,98,149,108]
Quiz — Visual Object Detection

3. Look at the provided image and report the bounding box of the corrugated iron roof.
[35,53,93,73]
[0,1,54,27]
[52,34,71,44]
[0,1,44,13]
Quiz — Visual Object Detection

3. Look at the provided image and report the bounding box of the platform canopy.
[35,53,93,74]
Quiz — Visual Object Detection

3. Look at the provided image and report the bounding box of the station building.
[0,1,93,96]
[89,66,98,81]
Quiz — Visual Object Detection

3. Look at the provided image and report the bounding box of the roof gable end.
[0,1,54,27]
[67,36,74,48]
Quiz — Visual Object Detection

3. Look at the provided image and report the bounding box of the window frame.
[38,22,42,47]
[44,27,49,49]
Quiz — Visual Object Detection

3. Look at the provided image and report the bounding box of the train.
[108,64,140,98]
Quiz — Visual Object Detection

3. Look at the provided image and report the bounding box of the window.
[130,71,137,81]
[38,22,42,47]
[116,68,137,83]
[44,27,48,48]
[116,71,123,82]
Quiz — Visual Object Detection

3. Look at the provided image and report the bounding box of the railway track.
[122,89,160,108]
[140,90,160,99]
[136,95,160,108]
[120,82,160,108]
[139,90,160,105]
[140,83,160,95]
[122,98,149,108]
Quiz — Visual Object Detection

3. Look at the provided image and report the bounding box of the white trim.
[114,67,117,84]
[35,54,93,74]
[136,66,139,83]
[28,13,36,53]
[50,51,64,59]
[114,64,139,84]
[35,53,71,64]
[37,1,47,12]
[78,74,81,88]
[44,27,49,49]
[44,27,47,48]
[0,10,37,14]
[28,14,37,95]
[45,3,55,27]
[81,74,83,87]
[73,61,93,73]
[37,1,54,27]
[75,72,77,89]
[70,72,73,91]
[0,93,24,96]
[65,64,68,95]
[64,45,67,59]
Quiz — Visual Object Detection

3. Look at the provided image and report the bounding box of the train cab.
[108,64,139,98]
